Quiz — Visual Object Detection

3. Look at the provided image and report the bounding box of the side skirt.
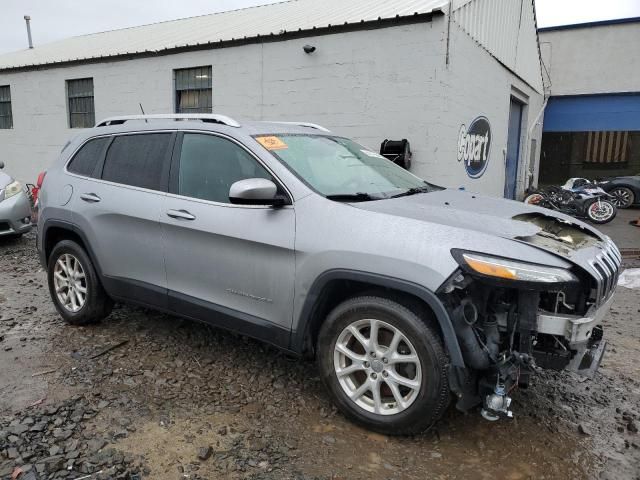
[102,275,295,355]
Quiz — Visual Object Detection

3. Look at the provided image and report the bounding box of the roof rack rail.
[95,114,241,128]
[272,121,331,133]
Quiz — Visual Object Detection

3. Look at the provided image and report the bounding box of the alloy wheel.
[53,253,87,313]
[588,201,615,222]
[333,319,422,415]
[609,187,634,208]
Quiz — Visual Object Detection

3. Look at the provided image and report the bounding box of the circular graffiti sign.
[457,116,491,178]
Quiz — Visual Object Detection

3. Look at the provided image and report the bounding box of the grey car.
[37,114,620,434]
[0,161,33,237]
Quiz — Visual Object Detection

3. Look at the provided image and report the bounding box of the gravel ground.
[0,232,638,480]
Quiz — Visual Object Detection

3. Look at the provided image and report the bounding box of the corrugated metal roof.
[452,0,543,92]
[0,0,448,71]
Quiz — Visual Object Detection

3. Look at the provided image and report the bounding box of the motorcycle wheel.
[524,193,545,205]
[586,199,617,224]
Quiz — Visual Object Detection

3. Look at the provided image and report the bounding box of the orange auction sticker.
[256,136,288,151]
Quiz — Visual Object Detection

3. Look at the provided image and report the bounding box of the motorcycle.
[524,178,617,224]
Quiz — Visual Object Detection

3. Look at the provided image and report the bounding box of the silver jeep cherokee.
[37,114,620,434]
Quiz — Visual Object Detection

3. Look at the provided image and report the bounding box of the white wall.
[0,18,543,198]
[539,22,640,96]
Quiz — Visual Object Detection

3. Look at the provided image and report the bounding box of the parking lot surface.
[1,232,639,479]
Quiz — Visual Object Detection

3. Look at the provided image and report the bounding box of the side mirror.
[0,161,4,169]
[229,178,288,206]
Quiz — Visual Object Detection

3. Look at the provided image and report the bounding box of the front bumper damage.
[536,294,613,377]
[442,265,618,421]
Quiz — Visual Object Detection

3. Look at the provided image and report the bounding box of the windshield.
[254,134,432,199]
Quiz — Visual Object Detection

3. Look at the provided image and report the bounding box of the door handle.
[167,209,196,221]
[80,193,101,203]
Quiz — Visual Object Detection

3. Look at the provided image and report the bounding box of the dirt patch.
[1,233,639,479]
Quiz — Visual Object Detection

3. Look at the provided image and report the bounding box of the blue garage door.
[543,94,640,132]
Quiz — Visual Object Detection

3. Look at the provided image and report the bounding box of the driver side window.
[178,133,273,203]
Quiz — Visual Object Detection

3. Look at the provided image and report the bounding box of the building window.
[175,66,212,114]
[67,78,95,128]
[0,86,12,129]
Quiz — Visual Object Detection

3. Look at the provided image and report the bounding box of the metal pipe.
[24,15,33,49]
[451,299,491,370]
[520,96,548,192]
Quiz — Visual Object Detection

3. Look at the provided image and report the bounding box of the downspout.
[445,2,453,67]
[521,95,548,193]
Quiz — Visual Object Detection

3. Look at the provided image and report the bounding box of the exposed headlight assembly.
[3,180,23,200]
[453,250,578,284]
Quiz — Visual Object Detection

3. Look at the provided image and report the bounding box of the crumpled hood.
[352,189,607,258]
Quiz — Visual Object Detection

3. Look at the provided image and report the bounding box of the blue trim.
[538,16,640,32]
[543,94,640,132]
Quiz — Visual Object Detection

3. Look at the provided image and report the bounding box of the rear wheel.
[586,199,617,224]
[608,186,635,208]
[47,240,113,325]
[317,296,449,435]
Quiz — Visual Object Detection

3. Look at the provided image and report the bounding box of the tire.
[608,186,635,209]
[317,296,449,435]
[585,199,617,224]
[47,240,113,325]
[524,193,544,205]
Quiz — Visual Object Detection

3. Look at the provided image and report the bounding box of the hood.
[352,189,606,259]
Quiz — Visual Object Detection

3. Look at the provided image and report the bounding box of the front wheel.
[317,296,449,435]
[585,199,617,224]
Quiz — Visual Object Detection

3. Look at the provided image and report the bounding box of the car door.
[70,131,175,308]
[161,131,295,346]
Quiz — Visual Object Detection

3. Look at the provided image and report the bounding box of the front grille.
[0,221,11,232]
[589,240,622,305]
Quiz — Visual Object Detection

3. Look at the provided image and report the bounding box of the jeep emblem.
[457,116,491,179]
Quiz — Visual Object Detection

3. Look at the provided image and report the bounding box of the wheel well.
[302,279,443,358]
[44,226,87,265]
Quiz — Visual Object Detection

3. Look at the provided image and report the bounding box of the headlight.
[3,180,22,200]
[454,251,578,284]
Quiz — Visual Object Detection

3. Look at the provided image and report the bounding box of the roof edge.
[0,11,444,74]
[538,16,640,32]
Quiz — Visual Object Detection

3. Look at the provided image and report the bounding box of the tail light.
[31,171,47,205]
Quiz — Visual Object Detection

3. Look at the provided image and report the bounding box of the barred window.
[175,66,212,114]
[0,86,12,129]
[67,78,95,128]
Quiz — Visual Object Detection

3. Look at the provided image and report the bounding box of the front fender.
[289,269,465,367]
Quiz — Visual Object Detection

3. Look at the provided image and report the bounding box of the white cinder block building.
[0,0,544,199]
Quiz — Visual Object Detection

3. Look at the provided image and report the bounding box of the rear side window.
[67,137,110,177]
[102,133,172,191]
[178,133,273,203]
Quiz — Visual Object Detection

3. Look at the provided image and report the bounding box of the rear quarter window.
[101,133,172,191]
[67,137,110,177]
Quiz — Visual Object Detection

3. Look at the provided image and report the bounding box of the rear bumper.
[0,191,32,236]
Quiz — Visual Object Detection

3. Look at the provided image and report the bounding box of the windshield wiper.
[390,186,431,199]
[326,192,379,202]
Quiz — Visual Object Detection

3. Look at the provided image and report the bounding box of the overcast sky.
[1,0,639,55]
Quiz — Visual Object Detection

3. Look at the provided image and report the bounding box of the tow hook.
[481,384,513,421]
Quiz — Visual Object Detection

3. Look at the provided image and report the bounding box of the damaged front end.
[439,222,621,421]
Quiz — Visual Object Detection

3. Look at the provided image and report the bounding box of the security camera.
[303,45,316,54]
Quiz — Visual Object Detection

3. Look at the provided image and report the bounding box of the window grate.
[0,86,13,129]
[174,66,212,114]
[67,78,95,128]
